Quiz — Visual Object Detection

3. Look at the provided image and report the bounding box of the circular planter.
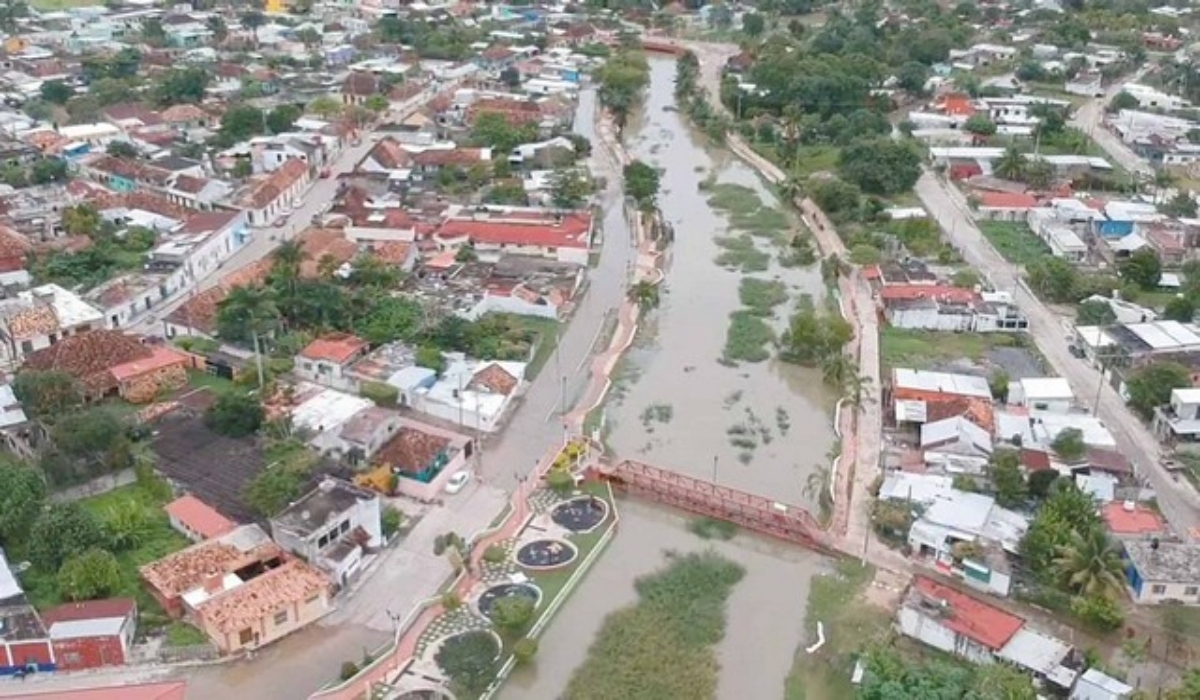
[515,539,578,570]
[551,496,609,533]
[477,583,542,620]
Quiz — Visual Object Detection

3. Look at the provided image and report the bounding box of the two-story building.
[238,158,310,227]
[269,478,383,588]
[1152,387,1200,444]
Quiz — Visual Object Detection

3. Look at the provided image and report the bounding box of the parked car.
[445,471,471,494]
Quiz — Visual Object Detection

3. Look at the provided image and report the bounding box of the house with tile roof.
[0,224,31,287]
[415,353,526,433]
[295,333,370,391]
[0,283,105,369]
[371,416,474,501]
[237,157,311,227]
[138,524,331,653]
[161,259,273,340]
[165,494,237,543]
[435,206,594,265]
[898,576,1080,690]
[22,330,190,402]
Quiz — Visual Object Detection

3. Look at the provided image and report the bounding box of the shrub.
[381,506,403,538]
[205,393,264,437]
[513,637,538,665]
[339,661,359,680]
[545,469,574,495]
[441,592,462,611]
[58,549,122,601]
[483,544,507,563]
[1072,595,1124,632]
[435,630,499,698]
[360,381,398,407]
[491,596,535,636]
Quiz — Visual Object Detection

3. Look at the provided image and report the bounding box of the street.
[915,171,1200,535]
[1068,67,1153,178]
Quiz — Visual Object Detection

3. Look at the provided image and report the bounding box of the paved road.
[479,86,636,492]
[1068,68,1153,178]
[915,171,1200,535]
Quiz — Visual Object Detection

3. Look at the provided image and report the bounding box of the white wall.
[897,608,996,664]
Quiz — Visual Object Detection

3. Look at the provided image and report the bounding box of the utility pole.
[711,454,718,484]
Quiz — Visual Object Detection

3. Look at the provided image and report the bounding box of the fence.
[50,469,136,503]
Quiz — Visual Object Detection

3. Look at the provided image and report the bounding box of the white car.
[444,471,471,494]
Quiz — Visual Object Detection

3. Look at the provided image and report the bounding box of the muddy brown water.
[498,58,836,700]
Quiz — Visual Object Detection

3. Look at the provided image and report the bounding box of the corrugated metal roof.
[893,369,991,399]
[48,617,126,640]
[997,627,1077,688]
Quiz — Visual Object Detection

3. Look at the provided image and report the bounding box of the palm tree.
[217,285,279,388]
[994,145,1026,181]
[1052,527,1126,600]
[270,240,308,322]
[628,280,661,312]
[803,463,833,519]
[820,352,854,388]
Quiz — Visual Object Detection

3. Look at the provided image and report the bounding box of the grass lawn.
[28,0,101,10]
[978,221,1052,265]
[880,327,1029,369]
[562,550,745,700]
[21,483,192,637]
[784,561,887,700]
[527,481,615,620]
[185,369,242,395]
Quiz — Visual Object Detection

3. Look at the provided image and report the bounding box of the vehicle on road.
[320,167,332,178]
[444,471,471,494]
[273,216,288,227]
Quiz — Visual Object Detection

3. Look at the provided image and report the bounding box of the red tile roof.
[19,681,187,700]
[880,284,979,305]
[165,495,237,540]
[40,598,136,626]
[438,212,592,250]
[1102,502,1166,536]
[938,94,976,117]
[299,332,369,364]
[910,576,1023,650]
[1019,447,1053,472]
[110,345,190,382]
[977,191,1038,209]
[242,158,308,210]
[23,331,152,394]
[411,147,488,168]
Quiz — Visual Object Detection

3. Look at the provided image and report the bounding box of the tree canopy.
[1126,361,1191,419]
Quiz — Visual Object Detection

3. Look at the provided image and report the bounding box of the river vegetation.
[563,551,745,700]
[597,47,650,130]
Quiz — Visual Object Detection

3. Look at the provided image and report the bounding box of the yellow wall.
[264,0,285,13]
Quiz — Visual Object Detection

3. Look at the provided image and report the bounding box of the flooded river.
[500,57,834,700]
[608,57,836,508]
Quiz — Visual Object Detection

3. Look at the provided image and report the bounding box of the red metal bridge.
[641,39,687,56]
[590,460,830,551]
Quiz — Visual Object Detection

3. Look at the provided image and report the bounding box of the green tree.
[30,159,68,184]
[1109,91,1139,113]
[596,49,650,129]
[0,460,46,546]
[1076,299,1116,326]
[364,94,390,114]
[219,104,266,143]
[1051,427,1086,461]
[741,12,765,36]
[241,10,266,45]
[13,370,82,418]
[1027,256,1079,303]
[1053,527,1126,600]
[628,280,660,312]
[512,637,538,665]
[266,105,302,134]
[1165,295,1196,323]
[1027,470,1060,500]
[963,114,997,138]
[988,449,1026,508]
[205,393,264,437]
[154,67,211,107]
[207,15,228,43]
[435,630,499,698]
[141,17,167,46]
[243,463,306,517]
[216,285,280,386]
[106,141,138,159]
[57,548,122,602]
[415,345,446,375]
[308,95,343,120]
[837,139,921,196]
[29,503,108,570]
[39,80,72,104]
[894,61,929,94]
[296,26,322,49]
[1120,248,1163,290]
[1018,482,1103,577]
[1162,191,1198,218]
[993,145,1026,181]
[623,160,661,207]
[780,302,853,365]
[470,112,536,154]
[1126,361,1191,419]
[1071,594,1124,631]
[51,407,132,475]
[549,167,590,208]
[490,596,535,636]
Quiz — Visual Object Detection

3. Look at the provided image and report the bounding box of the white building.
[1122,83,1190,112]
[0,283,105,368]
[1071,669,1133,700]
[1007,377,1074,413]
[270,478,383,588]
[414,354,526,433]
[920,416,993,473]
[1153,387,1200,443]
[1027,208,1087,261]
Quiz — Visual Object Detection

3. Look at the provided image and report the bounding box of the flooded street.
[499,499,829,700]
[500,56,834,700]
[608,57,836,509]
